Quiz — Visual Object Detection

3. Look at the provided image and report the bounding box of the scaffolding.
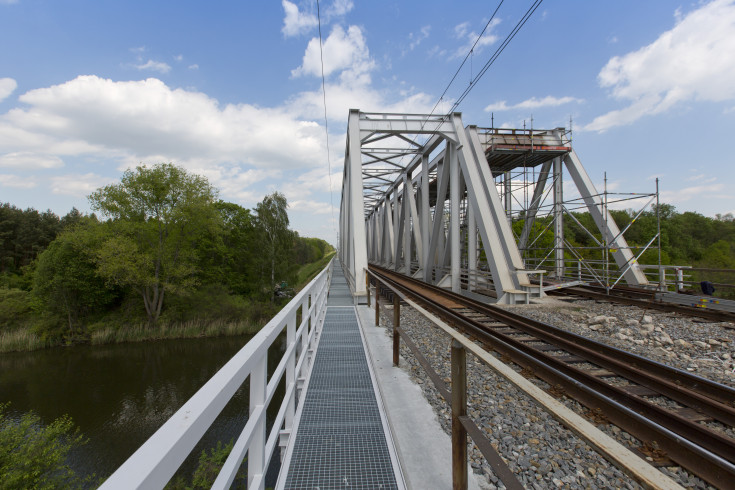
[481,126,661,292]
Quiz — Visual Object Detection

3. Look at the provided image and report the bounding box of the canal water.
[0,334,285,485]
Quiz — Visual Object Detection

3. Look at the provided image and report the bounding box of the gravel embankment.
[378,298,734,489]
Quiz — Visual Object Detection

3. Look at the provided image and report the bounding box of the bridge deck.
[279,263,403,489]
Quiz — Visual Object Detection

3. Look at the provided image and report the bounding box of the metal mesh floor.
[327,263,354,306]
[283,266,399,489]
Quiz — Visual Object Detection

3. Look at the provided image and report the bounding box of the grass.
[90,318,262,345]
[296,251,335,288]
[0,329,46,353]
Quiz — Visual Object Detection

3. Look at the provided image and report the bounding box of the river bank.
[0,255,334,354]
[0,333,280,484]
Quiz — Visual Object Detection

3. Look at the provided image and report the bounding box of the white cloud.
[188,64,199,70]
[660,183,726,205]
[485,96,583,113]
[0,152,63,169]
[0,174,37,189]
[289,199,335,215]
[50,173,109,196]
[292,25,374,79]
[406,25,431,53]
[0,0,19,4]
[282,0,353,38]
[281,166,343,200]
[585,0,735,132]
[282,0,318,37]
[2,76,327,171]
[326,0,353,18]
[134,59,172,74]
[451,18,501,59]
[174,54,183,62]
[0,78,17,102]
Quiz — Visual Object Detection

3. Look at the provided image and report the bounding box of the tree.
[0,404,88,489]
[89,163,220,324]
[32,222,116,340]
[255,192,293,300]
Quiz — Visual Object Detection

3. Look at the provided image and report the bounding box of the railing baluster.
[100,259,333,490]
[248,352,267,488]
[281,310,297,459]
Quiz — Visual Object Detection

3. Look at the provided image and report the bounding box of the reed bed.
[90,318,262,345]
[0,329,45,353]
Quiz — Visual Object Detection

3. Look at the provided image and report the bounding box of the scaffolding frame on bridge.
[485,125,659,291]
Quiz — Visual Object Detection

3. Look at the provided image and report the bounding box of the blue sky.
[1,0,734,244]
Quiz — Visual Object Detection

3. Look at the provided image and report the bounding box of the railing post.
[366,271,371,307]
[249,353,267,488]
[280,311,297,460]
[451,340,467,490]
[299,298,310,394]
[676,267,684,292]
[375,284,380,327]
[392,294,400,367]
[309,293,317,352]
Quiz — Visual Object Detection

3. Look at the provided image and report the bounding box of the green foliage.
[89,163,221,324]
[296,250,335,286]
[0,404,88,489]
[191,440,244,489]
[255,192,294,301]
[198,201,259,296]
[0,288,34,331]
[0,166,334,350]
[32,224,119,341]
[165,440,245,490]
[161,285,253,324]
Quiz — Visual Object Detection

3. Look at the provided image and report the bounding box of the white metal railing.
[101,259,333,489]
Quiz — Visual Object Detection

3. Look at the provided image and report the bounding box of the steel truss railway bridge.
[104,110,699,490]
[338,110,648,305]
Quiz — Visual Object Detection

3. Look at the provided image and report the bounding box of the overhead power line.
[316,0,337,239]
[450,0,544,112]
[427,0,506,120]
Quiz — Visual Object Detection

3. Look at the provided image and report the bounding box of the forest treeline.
[0,163,333,350]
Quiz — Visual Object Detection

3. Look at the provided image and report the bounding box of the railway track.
[549,284,735,324]
[369,264,735,489]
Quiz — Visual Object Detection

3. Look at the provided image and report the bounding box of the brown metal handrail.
[366,271,523,490]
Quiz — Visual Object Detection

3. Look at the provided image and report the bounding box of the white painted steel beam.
[563,150,649,286]
[341,110,544,303]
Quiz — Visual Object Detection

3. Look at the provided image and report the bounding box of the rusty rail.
[368,270,523,490]
[368,264,735,489]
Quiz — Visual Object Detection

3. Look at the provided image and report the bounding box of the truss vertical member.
[338,110,648,305]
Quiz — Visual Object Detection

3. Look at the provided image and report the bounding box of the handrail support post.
[451,340,468,490]
[393,294,400,366]
[375,285,380,327]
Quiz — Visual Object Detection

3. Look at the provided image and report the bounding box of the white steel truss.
[339,110,648,304]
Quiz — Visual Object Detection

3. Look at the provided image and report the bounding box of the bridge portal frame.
[340,110,539,304]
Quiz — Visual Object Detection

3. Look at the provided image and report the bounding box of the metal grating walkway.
[281,264,401,489]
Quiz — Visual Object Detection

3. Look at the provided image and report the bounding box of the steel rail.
[376,266,735,407]
[552,285,735,323]
[369,265,735,488]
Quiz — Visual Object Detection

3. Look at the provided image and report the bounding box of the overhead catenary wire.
[410,0,542,148]
[425,0,506,121]
[315,0,338,240]
[450,0,544,112]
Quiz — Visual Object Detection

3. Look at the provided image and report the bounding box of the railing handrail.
[101,258,333,489]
